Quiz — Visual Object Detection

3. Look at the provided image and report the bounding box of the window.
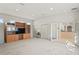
[0,17,4,23]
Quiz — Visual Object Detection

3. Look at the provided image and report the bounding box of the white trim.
[50,24,52,41]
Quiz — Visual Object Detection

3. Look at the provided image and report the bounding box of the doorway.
[40,23,58,41]
[59,23,75,43]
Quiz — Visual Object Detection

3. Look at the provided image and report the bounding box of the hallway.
[0,38,79,55]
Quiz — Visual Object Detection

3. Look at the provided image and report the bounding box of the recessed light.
[50,8,53,10]
[16,9,19,11]
[32,14,35,16]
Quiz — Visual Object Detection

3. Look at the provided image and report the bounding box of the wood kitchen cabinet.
[6,35,14,43]
[6,35,19,43]
[14,35,19,41]
[25,25,31,33]
[5,21,31,43]
[23,34,31,39]
[19,34,23,40]
[15,22,25,28]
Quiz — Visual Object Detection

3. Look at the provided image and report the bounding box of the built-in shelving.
[5,21,31,43]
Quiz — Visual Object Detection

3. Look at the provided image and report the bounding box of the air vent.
[71,7,79,13]
[72,8,78,10]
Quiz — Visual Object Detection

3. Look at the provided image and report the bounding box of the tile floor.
[0,38,79,55]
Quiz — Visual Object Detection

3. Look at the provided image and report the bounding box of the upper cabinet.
[15,22,25,28]
[25,24,31,33]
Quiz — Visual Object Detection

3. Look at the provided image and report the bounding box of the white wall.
[34,12,75,40]
[73,11,79,45]
[34,13,74,32]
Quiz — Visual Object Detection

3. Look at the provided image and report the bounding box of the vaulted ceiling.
[0,3,79,20]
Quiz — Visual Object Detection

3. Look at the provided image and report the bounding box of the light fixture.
[50,8,53,10]
[16,3,24,12]
[27,23,31,25]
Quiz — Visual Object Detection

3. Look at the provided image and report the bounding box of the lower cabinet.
[23,34,31,39]
[6,35,19,43]
[19,34,23,40]
[6,34,31,43]
[14,35,19,41]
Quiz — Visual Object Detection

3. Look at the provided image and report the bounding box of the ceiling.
[0,3,79,20]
